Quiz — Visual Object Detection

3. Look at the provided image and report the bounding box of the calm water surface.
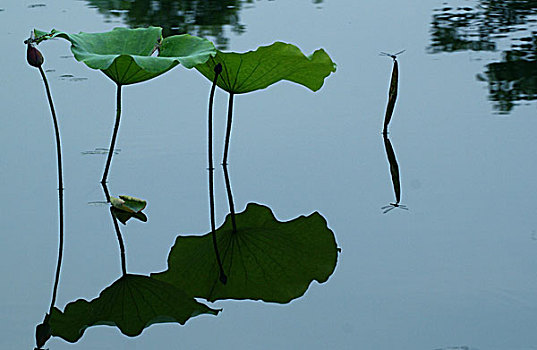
[2,1,537,349]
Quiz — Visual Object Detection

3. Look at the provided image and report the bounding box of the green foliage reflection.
[49,274,220,342]
[428,1,537,113]
[82,0,324,49]
[153,203,339,303]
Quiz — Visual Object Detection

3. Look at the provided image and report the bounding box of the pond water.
[2,1,537,349]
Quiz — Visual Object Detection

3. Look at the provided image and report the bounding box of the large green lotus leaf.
[153,203,339,303]
[33,27,216,85]
[49,274,220,342]
[195,42,337,94]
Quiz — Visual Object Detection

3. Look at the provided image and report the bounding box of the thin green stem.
[208,64,227,284]
[101,181,111,203]
[38,66,64,316]
[222,92,237,233]
[222,93,234,166]
[101,84,122,184]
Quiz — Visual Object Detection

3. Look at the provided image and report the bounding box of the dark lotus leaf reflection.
[33,27,216,85]
[49,274,220,343]
[111,207,148,225]
[152,203,339,304]
[195,42,336,94]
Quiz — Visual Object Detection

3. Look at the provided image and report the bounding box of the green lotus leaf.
[195,42,337,94]
[33,27,216,85]
[49,274,220,343]
[153,203,339,303]
[110,195,147,213]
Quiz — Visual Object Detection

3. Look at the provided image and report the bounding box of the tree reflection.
[428,1,537,113]
[83,0,323,49]
[84,0,246,48]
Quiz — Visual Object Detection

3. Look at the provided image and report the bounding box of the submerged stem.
[38,66,64,316]
[101,84,122,184]
[110,207,127,276]
[208,64,227,284]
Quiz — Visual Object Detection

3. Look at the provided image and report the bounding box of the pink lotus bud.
[27,43,44,67]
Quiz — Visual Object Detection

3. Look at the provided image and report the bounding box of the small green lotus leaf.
[33,27,216,85]
[110,195,146,213]
[109,196,126,210]
[195,42,337,94]
[49,274,220,343]
[119,195,147,212]
[153,203,339,303]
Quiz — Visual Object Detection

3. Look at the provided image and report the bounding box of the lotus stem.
[222,92,237,233]
[101,181,111,203]
[101,83,122,184]
[110,207,127,276]
[38,66,64,316]
[208,64,227,284]
[222,92,234,166]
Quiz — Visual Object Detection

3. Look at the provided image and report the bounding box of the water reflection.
[83,0,323,49]
[428,1,537,113]
[38,171,338,345]
[381,135,408,214]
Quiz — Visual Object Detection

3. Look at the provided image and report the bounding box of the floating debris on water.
[59,74,88,82]
[82,148,121,155]
[28,3,46,8]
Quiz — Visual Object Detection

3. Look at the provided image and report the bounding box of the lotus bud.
[27,43,44,68]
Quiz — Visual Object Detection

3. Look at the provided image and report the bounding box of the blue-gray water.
[2,1,537,349]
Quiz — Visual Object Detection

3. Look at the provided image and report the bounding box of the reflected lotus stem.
[110,207,127,276]
[208,63,227,284]
[222,92,237,233]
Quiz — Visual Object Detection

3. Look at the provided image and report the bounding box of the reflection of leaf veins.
[49,274,220,343]
[153,203,339,304]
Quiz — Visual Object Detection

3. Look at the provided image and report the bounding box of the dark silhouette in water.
[381,50,404,134]
[381,134,408,214]
[207,63,227,284]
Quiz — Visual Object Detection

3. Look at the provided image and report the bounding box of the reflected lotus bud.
[35,316,51,349]
[27,43,44,67]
